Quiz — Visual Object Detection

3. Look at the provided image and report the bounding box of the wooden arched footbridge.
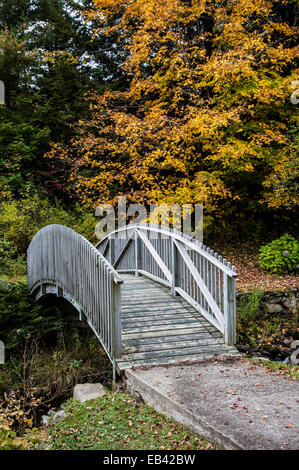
[27,224,238,378]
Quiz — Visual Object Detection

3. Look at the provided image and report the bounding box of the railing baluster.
[171,237,178,297]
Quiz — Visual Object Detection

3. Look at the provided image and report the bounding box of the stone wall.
[236,289,298,316]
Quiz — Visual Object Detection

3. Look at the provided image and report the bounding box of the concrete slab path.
[125,356,299,450]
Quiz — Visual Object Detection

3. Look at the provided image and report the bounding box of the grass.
[47,392,215,450]
[249,358,299,380]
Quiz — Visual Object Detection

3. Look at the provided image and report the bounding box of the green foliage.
[0,0,127,198]
[0,280,62,351]
[0,425,44,450]
[238,288,264,322]
[48,393,214,450]
[258,234,299,275]
[0,110,51,196]
[0,194,98,276]
[0,425,19,450]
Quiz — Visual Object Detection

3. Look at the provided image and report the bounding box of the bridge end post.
[111,280,122,390]
[111,280,122,358]
[224,275,236,345]
[171,238,178,297]
[135,231,141,277]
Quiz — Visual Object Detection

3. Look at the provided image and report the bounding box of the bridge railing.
[96,224,238,345]
[27,224,123,361]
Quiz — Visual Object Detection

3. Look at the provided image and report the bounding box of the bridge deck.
[116,275,238,372]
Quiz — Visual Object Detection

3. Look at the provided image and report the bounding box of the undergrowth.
[236,288,298,358]
[0,278,112,448]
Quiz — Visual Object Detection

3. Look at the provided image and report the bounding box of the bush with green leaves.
[238,288,264,322]
[0,194,98,276]
[258,234,299,275]
[0,280,63,352]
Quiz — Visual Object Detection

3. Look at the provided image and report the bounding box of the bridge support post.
[112,359,117,392]
[111,280,122,358]
[171,238,178,297]
[110,237,115,266]
[135,231,141,277]
[224,275,236,345]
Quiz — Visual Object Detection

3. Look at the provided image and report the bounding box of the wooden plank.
[116,347,238,370]
[121,343,228,360]
[122,321,206,333]
[121,311,207,320]
[123,337,224,354]
[121,324,210,338]
[122,330,223,346]
[121,299,189,309]
[121,317,208,328]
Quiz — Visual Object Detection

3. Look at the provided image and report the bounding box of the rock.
[252,356,271,362]
[282,297,296,311]
[52,410,66,423]
[41,415,49,426]
[73,383,106,403]
[266,303,283,314]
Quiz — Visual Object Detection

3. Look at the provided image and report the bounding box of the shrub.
[0,402,47,449]
[0,333,111,436]
[0,237,26,276]
[258,234,299,275]
[0,195,97,254]
[0,194,98,276]
[238,288,263,322]
[0,280,63,352]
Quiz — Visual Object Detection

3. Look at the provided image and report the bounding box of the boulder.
[73,383,106,403]
[282,296,296,311]
[41,415,49,426]
[266,303,283,314]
